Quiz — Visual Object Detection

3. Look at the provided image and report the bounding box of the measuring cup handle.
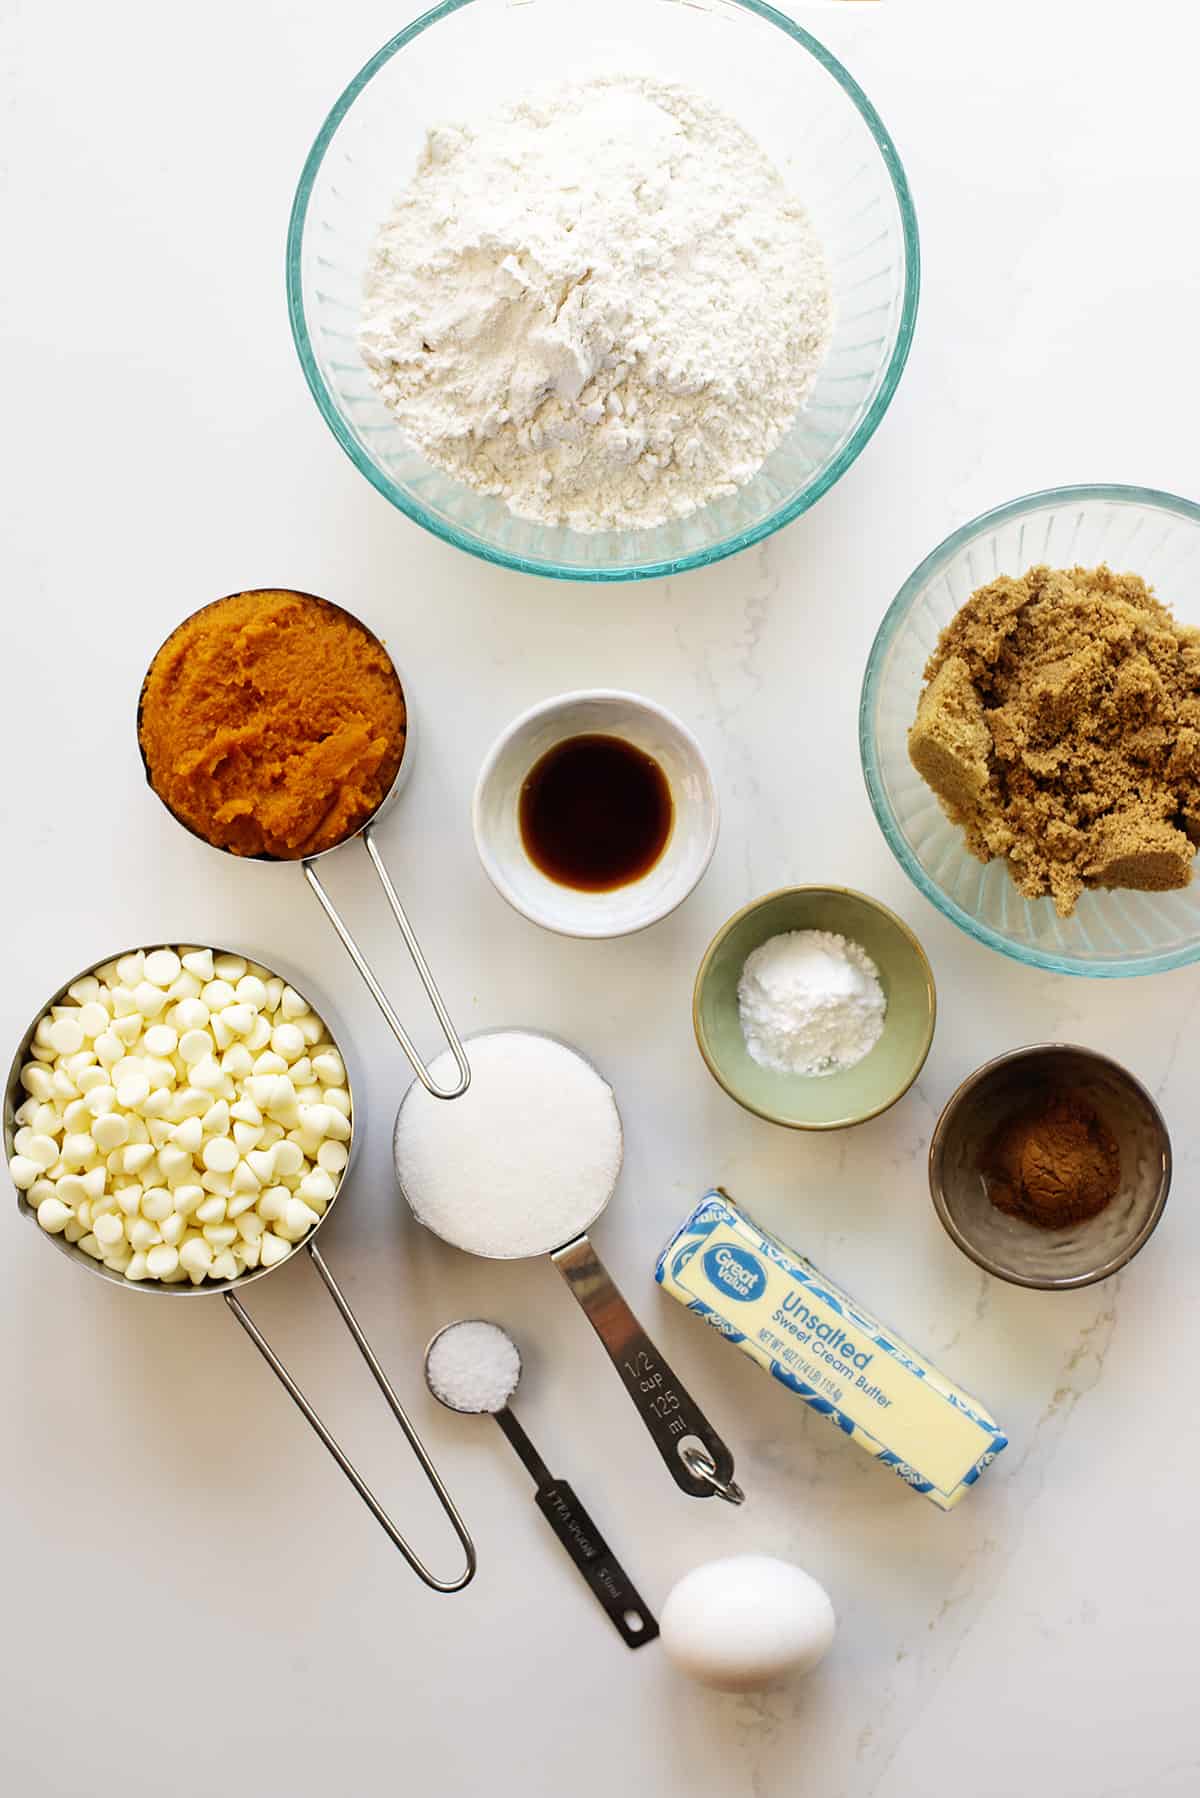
[224,1242,477,1592]
[303,826,470,1099]
[551,1236,744,1504]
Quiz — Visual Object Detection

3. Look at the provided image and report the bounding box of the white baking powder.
[360,74,832,531]
[426,1321,522,1415]
[737,931,886,1077]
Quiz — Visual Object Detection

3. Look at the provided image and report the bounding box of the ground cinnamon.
[980,1089,1119,1229]
[138,591,406,860]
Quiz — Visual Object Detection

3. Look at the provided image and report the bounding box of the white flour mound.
[360,74,833,532]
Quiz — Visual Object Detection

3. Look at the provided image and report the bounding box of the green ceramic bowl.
[693,886,936,1130]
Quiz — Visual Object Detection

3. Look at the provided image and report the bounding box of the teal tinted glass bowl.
[860,485,1200,977]
[287,0,918,583]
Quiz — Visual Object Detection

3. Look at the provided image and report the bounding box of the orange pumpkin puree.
[138,590,406,859]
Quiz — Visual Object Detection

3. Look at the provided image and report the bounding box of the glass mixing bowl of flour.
[288,0,918,582]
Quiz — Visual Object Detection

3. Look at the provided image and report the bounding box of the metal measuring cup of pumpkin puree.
[5,941,476,1592]
[136,591,469,1101]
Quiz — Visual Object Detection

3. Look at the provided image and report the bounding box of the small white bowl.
[473,691,720,938]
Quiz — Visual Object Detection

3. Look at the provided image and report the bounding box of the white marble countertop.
[4,3,1198,1794]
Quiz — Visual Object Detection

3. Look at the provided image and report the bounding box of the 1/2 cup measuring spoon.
[395,1028,743,1505]
[425,1320,658,1649]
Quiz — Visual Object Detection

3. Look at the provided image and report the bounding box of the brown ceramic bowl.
[928,1044,1171,1290]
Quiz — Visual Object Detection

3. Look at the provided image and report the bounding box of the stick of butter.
[656,1191,1007,1510]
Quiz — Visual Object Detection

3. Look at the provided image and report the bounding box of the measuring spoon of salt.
[425,1320,658,1649]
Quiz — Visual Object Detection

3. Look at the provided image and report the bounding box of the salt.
[393,1031,623,1259]
[426,1321,521,1415]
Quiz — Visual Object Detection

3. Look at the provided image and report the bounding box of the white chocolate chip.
[298,1168,337,1206]
[49,1017,85,1057]
[157,1143,193,1183]
[271,1024,305,1063]
[172,1117,203,1154]
[77,1001,111,1039]
[281,1197,321,1241]
[272,1141,304,1178]
[190,1057,225,1094]
[235,975,267,1010]
[179,1236,213,1280]
[160,1212,186,1246]
[91,1114,129,1153]
[202,1137,238,1175]
[260,1231,290,1267]
[143,949,182,988]
[116,1073,151,1110]
[173,1185,204,1218]
[19,1064,56,1102]
[133,981,168,1018]
[179,1029,213,1066]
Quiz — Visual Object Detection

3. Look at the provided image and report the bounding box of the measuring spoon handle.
[534,1478,659,1650]
[551,1235,743,1503]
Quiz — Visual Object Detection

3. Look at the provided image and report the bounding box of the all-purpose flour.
[360,75,832,532]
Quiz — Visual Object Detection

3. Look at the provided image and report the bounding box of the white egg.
[660,1554,836,1692]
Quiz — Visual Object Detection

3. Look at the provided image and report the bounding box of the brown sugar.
[908,565,1200,916]
[980,1090,1120,1230]
[138,590,406,860]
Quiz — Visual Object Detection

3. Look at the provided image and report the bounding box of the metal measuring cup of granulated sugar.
[5,943,476,1594]
[136,591,469,1102]
[396,1028,744,1506]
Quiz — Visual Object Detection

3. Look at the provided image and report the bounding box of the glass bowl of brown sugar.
[928,1044,1171,1290]
[861,484,1200,977]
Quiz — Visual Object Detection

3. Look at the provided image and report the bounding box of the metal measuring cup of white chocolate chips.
[5,942,475,1593]
[136,588,470,1100]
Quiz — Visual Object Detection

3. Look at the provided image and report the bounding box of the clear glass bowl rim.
[859,481,1200,978]
[285,0,921,583]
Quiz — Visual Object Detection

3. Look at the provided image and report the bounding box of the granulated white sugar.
[393,1031,623,1259]
[426,1321,522,1415]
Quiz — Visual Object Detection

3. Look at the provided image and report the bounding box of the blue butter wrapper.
[656,1190,1007,1509]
